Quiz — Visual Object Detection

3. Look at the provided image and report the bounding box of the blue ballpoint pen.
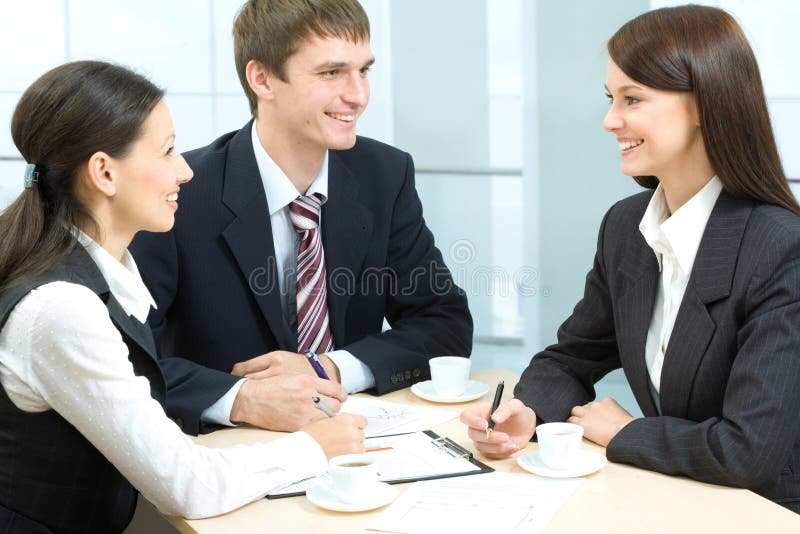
[305,349,331,380]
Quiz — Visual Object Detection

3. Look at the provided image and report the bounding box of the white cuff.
[324,349,375,393]
[200,378,246,426]
[270,431,329,478]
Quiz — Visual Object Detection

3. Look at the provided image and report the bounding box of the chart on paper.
[341,396,457,437]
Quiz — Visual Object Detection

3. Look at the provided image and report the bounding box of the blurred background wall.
[1,0,799,415]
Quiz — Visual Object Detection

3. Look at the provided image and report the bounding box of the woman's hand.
[568,397,634,447]
[460,399,536,459]
[303,413,368,460]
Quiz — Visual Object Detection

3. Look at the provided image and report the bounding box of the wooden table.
[162,369,800,533]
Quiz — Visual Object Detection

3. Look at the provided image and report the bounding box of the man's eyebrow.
[315,61,348,70]
[314,57,375,70]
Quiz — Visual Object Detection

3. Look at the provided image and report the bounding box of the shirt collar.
[639,184,671,271]
[639,176,723,275]
[75,230,156,323]
[251,121,329,215]
[661,176,722,275]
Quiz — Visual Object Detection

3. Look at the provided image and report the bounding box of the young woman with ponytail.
[0,61,366,533]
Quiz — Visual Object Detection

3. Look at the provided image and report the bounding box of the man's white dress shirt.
[0,233,328,518]
[191,124,378,423]
[639,176,722,393]
[250,122,375,393]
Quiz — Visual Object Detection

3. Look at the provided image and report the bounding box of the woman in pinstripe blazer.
[462,5,800,512]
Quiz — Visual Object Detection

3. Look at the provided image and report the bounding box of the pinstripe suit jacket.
[515,189,800,511]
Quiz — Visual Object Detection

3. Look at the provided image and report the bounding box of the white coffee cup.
[327,454,379,503]
[535,422,584,470]
[429,356,471,397]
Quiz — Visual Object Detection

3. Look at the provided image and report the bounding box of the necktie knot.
[289,193,323,233]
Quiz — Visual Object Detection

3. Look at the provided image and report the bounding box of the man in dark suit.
[131,0,472,435]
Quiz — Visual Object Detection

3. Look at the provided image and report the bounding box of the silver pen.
[312,396,336,417]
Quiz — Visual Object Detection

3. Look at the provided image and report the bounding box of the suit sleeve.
[607,239,800,493]
[131,230,239,436]
[513,206,622,424]
[341,153,473,394]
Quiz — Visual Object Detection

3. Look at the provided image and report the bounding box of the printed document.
[368,472,583,533]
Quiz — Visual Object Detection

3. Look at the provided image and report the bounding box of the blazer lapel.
[616,235,661,417]
[323,151,374,346]
[658,191,752,417]
[220,121,295,351]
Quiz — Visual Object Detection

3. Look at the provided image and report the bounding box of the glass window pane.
[416,172,524,339]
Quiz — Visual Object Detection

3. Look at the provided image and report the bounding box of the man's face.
[268,36,374,159]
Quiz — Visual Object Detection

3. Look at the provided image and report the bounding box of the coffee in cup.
[535,422,583,470]
[327,454,379,503]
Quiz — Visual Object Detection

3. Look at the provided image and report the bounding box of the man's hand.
[229,374,348,431]
[460,399,536,459]
[231,350,341,382]
[568,397,634,447]
[303,414,368,459]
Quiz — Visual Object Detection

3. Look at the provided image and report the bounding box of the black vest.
[0,248,167,533]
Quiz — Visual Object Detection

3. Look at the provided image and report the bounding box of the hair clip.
[24,163,39,190]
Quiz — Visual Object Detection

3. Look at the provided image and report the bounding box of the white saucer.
[410,380,490,403]
[517,450,607,478]
[306,479,398,512]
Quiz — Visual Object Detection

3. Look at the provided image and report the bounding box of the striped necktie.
[289,193,334,354]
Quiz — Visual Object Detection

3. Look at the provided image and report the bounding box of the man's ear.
[84,151,117,198]
[246,59,277,102]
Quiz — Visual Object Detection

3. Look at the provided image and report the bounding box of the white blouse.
[639,177,722,393]
[0,236,328,519]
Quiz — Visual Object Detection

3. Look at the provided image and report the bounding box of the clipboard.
[267,430,493,499]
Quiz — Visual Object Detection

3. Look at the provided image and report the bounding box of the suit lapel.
[323,151,374,346]
[616,234,661,417]
[220,121,295,351]
[658,191,752,417]
[657,288,715,417]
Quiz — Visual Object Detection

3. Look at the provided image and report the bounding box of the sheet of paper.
[368,472,583,534]
[341,396,458,437]
[363,431,481,481]
[267,431,483,497]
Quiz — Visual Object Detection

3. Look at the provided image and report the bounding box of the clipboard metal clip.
[432,436,473,459]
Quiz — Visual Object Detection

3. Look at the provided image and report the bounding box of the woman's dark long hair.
[608,5,800,215]
[0,61,164,293]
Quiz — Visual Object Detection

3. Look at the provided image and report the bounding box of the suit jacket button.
[390,376,399,385]
[412,368,421,377]
[404,370,411,380]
